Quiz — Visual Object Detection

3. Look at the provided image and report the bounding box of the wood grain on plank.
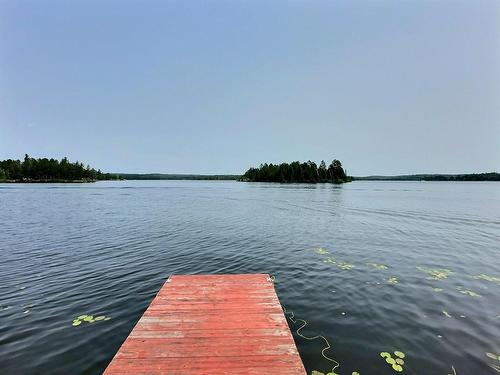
[103,273,306,375]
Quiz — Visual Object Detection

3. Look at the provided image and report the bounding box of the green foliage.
[457,286,482,297]
[241,159,351,183]
[380,351,406,372]
[119,173,240,180]
[416,266,453,280]
[72,314,111,327]
[354,173,500,181]
[0,154,121,182]
[470,274,500,283]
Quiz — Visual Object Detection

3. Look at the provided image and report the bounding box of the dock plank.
[104,274,306,374]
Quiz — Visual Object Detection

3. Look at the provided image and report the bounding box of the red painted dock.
[103,274,306,375]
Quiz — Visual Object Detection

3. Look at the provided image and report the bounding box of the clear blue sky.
[1,0,499,175]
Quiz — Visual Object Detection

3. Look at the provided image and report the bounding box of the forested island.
[241,159,351,183]
[0,155,120,182]
[3,155,495,183]
[353,173,500,181]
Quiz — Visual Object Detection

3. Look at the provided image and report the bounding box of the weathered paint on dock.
[103,274,306,374]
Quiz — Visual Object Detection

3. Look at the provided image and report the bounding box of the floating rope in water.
[274,275,459,375]
[282,305,340,374]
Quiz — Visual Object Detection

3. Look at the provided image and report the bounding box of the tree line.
[353,172,500,181]
[119,173,240,180]
[0,154,120,182]
[241,159,351,183]
[421,173,500,181]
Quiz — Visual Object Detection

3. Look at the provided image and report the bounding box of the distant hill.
[119,173,241,181]
[353,173,500,181]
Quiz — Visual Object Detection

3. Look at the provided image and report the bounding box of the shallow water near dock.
[1,180,499,374]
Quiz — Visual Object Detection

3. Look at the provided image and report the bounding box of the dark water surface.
[1,181,499,375]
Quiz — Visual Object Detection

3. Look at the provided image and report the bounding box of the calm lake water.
[1,180,499,375]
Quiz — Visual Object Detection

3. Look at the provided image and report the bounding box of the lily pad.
[392,364,403,372]
[388,277,398,284]
[386,357,396,365]
[457,287,482,297]
[338,262,355,270]
[394,351,405,359]
[94,316,106,321]
[417,266,453,280]
[367,263,388,270]
[315,248,329,255]
[352,372,360,375]
[380,352,391,358]
[395,358,404,365]
[72,321,81,326]
[83,316,94,322]
[471,274,500,283]
[77,315,88,320]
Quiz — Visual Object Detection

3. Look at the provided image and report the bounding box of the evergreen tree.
[0,154,120,182]
[241,159,350,184]
[318,160,327,182]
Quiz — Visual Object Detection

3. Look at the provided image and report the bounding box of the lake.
[1,180,499,374]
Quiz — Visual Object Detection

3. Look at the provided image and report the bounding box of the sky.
[0,0,499,175]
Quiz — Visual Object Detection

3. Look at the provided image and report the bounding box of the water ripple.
[0,180,499,375]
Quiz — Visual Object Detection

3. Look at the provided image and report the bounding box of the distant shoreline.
[0,155,121,183]
[1,179,99,183]
[2,173,499,183]
[353,172,499,181]
[118,173,241,181]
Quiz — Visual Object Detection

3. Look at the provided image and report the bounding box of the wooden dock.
[104,274,306,374]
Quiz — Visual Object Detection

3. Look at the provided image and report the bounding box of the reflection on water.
[0,180,499,374]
